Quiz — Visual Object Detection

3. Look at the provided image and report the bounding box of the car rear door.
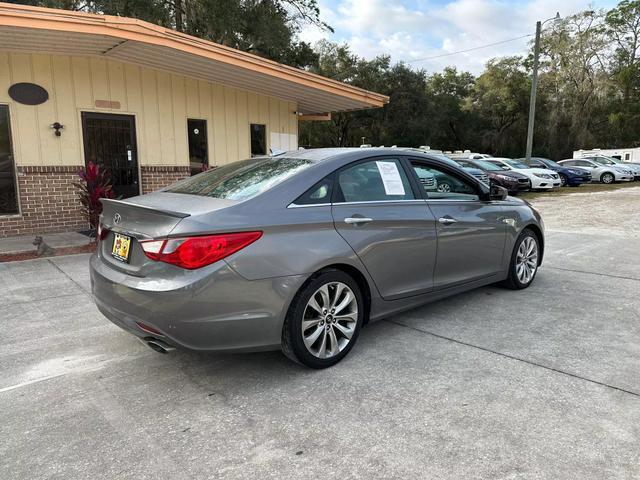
[407,160,507,289]
[331,157,437,300]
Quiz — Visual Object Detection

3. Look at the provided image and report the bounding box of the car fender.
[499,199,545,267]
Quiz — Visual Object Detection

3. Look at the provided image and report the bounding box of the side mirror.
[490,184,508,201]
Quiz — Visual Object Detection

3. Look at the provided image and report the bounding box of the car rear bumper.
[90,253,306,352]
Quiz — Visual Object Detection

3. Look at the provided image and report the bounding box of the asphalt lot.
[2,185,639,479]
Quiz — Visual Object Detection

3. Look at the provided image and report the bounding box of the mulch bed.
[0,243,97,263]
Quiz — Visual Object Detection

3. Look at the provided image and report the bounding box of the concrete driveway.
[2,187,639,479]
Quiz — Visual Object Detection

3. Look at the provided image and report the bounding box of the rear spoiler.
[100,198,191,218]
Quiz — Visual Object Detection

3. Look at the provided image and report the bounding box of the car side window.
[336,159,414,203]
[411,162,479,201]
[294,177,333,205]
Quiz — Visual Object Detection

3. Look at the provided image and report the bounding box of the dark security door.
[187,119,208,175]
[0,105,19,214]
[82,112,139,198]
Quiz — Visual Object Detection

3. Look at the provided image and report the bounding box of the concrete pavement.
[1,189,639,479]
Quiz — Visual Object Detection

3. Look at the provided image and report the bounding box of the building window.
[188,119,208,176]
[250,124,266,156]
[0,105,18,215]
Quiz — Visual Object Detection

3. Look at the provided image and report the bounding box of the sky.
[298,0,619,74]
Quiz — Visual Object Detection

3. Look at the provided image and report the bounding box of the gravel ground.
[526,184,640,238]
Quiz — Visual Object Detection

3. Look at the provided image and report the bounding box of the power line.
[327,33,534,80]
[406,34,534,63]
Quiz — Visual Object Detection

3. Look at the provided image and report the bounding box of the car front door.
[332,157,437,300]
[408,160,507,289]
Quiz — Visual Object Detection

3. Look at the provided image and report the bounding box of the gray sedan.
[91,148,545,368]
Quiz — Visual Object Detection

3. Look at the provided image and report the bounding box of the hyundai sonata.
[91,148,545,368]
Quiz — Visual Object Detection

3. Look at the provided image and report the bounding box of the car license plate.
[111,233,132,263]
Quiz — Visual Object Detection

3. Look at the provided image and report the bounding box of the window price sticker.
[376,161,405,195]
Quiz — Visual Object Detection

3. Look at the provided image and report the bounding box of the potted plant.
[74,161,114,238]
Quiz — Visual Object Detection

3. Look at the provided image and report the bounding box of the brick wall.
[0,165,192,238]
[140,166,191,194]
[0,166,88,238]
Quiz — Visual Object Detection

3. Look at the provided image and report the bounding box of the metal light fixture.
[50,122,64,136]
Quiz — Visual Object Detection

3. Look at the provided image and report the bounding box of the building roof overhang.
[0,2,388,115]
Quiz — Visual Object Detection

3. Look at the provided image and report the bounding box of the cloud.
[297,0,618,74]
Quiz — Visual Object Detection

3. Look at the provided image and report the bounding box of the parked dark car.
[402,149,490,189]
[518,157,591,187]
[455,158,531,194]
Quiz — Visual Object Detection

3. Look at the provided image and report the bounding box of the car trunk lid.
[99,193,237,274]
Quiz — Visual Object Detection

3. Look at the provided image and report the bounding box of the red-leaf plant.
[74,161,115,235]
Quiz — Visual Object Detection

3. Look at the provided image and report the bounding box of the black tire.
[501,229,540,290]
[559,173,568,187]
[281,270,364,369]
[601,172,615,184]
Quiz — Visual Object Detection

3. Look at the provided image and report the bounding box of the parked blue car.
[520,157,592,187]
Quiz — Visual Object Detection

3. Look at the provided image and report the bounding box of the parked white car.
[485,158,561,190]
[558,159,634,184]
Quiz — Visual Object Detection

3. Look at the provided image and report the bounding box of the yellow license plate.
[111,233,132,263]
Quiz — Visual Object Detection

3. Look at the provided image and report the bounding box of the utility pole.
[524,21,541,165]
[525,13,559,165]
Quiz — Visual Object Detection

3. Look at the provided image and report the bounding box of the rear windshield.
[164,157,313,201]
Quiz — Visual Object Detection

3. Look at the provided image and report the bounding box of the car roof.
[272,147,460,165]
[271,148,362,162]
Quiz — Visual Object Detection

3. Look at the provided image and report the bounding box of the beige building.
[0,2,387,237]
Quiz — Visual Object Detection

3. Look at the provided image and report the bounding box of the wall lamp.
[51,122,64,136]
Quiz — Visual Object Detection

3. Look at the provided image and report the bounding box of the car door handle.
[438,217,458,225]
[344,217,373,225]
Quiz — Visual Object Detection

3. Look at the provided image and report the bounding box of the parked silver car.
[91,148,545,368]
[580,155,640,180]
[558,158,634,183]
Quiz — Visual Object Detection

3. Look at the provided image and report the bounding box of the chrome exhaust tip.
[145,338,176,354]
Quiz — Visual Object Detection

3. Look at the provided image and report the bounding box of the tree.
[605,0,640,145]
[466,57,530,156]
[6,0,330,68]
[424,67,477,150]
[535,11,612,157]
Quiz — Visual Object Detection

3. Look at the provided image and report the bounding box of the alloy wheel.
[301,282,358,359]
[601,173,614,184]
[437,183,452,193]
[516,236,538,285]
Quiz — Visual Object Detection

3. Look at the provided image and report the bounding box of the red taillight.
[140,231,262,269]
